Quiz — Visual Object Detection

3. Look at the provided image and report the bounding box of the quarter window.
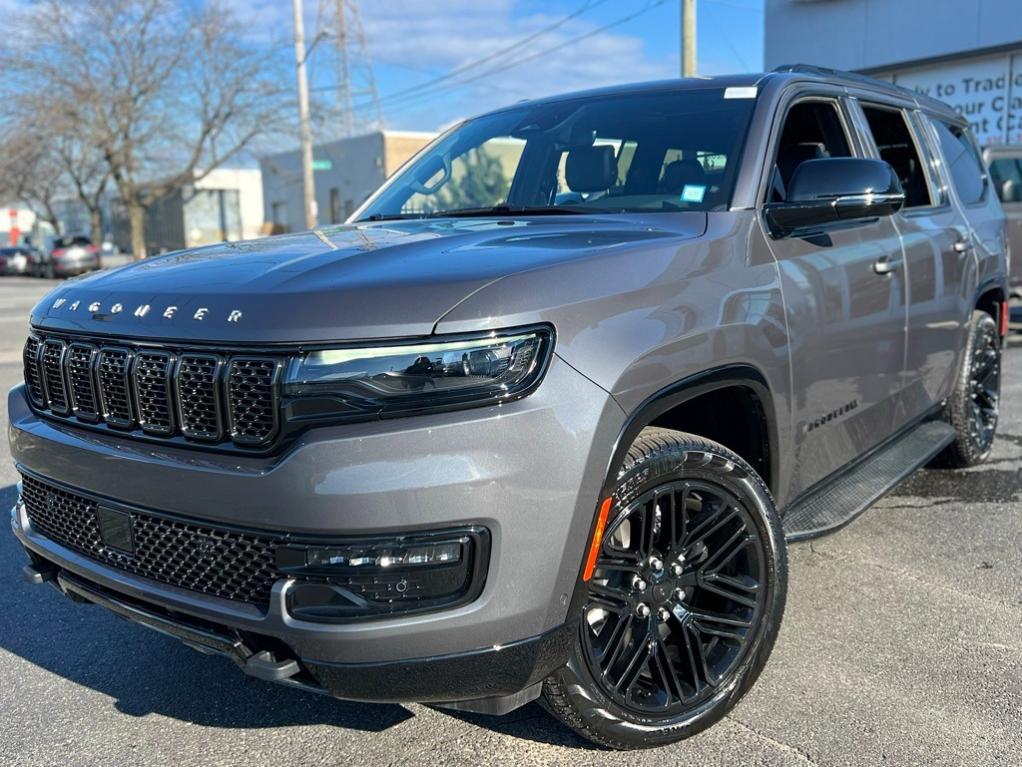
[861,106,932,208]
[932,120,987,205]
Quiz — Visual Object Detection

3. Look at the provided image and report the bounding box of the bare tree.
[54,133,111,246]
[7,0,290,258]
[0,127,65,236]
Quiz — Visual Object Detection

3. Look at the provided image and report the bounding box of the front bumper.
[9,355,624,703]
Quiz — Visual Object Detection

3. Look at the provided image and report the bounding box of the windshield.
[357,88,756,221]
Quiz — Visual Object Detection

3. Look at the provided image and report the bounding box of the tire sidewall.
[551,436,787,749]
[950,312,1000,464]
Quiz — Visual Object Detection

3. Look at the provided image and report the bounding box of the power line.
[355,0,670,115]
[311,0,610,100]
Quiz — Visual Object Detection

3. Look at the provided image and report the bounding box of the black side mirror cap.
[765,158,905,238]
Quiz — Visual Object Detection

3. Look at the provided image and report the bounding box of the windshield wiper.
[359,213,428,222]
[428,205,586,218]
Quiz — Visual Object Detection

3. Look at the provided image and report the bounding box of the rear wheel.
[542,428,787,750]
[933,311,1000,468]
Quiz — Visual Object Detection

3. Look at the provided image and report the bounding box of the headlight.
[283,326,553,420]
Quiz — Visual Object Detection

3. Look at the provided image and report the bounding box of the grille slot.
[41,339,70,415]
[23,337,44,406]
[176,354,223,441]
[133,351,175,436]
[23,333,283,449]
[67,343,99,421]
[21,474,283,605]
[97,347,135,428]
[227,358,281,445]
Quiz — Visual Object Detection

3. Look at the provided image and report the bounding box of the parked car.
[0,246,33,275]
[31,235,101,278]
[985,144,1022,297]
[11,66,1007,750]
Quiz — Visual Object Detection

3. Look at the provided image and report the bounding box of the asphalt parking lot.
[0,275,1019,766]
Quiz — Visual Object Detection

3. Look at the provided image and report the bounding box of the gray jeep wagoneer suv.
[11,66,1008,749]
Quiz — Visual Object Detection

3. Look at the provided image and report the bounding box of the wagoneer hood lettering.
[32,215,704,342]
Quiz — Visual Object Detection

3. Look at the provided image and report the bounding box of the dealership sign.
[882,51,1022,147]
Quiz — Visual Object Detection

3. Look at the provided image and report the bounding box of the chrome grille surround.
[66,342,100,421]
[40,339,70,415]
[23,332,283,449]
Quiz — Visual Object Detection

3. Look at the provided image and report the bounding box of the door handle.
[874,256,902,275]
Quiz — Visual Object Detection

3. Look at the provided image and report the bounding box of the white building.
[260,130,435,233]
[110,167,264,254]
[764,0,1022,146]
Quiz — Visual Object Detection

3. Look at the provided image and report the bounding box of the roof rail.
[772,63,926,101]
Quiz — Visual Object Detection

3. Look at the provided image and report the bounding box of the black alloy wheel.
[934,310,1001,468]
[581,479,766,714]
[967,318,1000,452]
[542,429,787,750]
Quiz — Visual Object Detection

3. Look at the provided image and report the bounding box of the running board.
[782,420,954,542]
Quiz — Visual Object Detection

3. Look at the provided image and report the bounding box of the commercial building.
[764,0,1022,146]
[1,207,37,247]
[259,130,434,233]
[109,167,264,255]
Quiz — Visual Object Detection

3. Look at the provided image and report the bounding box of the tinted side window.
[933,120,987,205]
[861,106,931,208]
[770,100,852,202]
[988,157,1022,203]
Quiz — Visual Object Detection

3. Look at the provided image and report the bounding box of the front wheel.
[932,310,1001,468]
[542,428,787,750]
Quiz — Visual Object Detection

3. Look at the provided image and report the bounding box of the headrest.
[659,159,707,193]
[777,142,826,182]
[565,145,617,193]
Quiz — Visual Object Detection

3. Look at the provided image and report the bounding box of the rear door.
[758,90,908,495]
[848,99,972,427]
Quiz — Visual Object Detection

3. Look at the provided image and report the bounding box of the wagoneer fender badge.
[49,298,243,323]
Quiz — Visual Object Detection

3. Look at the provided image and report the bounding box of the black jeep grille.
[24,333,282,449]
[21,474,283,606]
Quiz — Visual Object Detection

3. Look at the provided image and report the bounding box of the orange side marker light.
[1001,300,1010,337]
[582,497,613,582]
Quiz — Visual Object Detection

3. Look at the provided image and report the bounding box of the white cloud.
[226,0,673,130]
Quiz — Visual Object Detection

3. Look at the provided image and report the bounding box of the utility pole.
[681,0,697,77]
[292,0,316,230]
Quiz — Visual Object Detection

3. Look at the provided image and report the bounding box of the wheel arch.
[974,278,1007,333]
[599,364,779,498]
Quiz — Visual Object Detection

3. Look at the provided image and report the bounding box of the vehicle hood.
[31,213,706,343]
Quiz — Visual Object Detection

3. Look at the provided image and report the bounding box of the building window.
[271,202,288,233]
[329,188,341,224]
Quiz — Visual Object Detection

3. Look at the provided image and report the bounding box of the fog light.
[277,528,489,622]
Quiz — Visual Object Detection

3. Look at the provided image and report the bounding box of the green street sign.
[312,159,332,171]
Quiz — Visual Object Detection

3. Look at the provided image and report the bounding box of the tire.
[542,428,787,750]
[932,311,1001,468]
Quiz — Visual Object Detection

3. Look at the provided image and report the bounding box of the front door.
[759,94,908,496]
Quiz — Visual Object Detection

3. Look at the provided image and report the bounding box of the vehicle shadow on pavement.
[441,706,601,749]
[0,484,413,733]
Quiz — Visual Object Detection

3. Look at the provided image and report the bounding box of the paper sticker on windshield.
[681,185,706,203]
[724,86,758,99]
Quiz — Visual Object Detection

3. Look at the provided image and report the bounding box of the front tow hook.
[243,650,301,682]
[22,562,57,585]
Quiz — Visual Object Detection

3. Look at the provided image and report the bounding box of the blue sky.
[236,0,765,136]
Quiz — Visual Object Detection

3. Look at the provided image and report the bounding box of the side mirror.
[765,158,905,237]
